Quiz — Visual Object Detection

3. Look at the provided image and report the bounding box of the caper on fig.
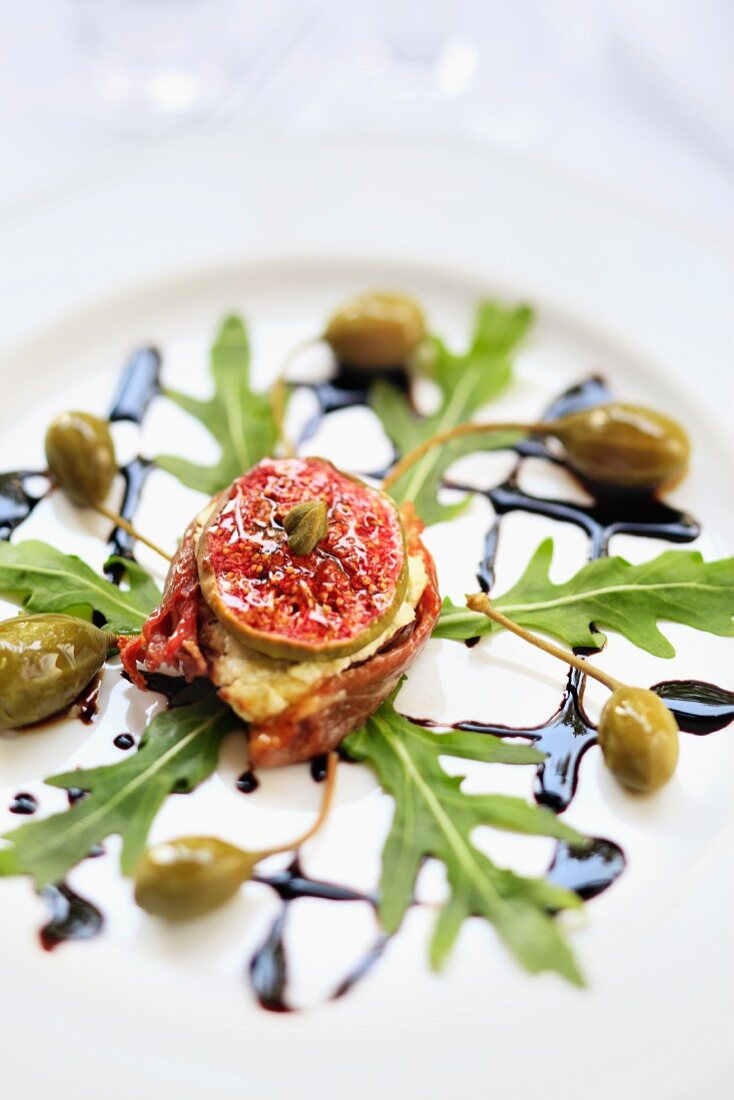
[45,411,116,507]
[597,686,679,792]
[324,291,426,369]
[465,594,680,795]
[134,753,338,921]
[550,404,690,490]
[0,613,109,731]
[283,499,329,556]
[134,837,258,920]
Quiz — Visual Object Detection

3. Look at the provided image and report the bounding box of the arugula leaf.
[157,315,279,494]
[344,690,586,984]
[0,541,160,634]
[0,694,237,886]
[434,539,734,658]
[373,300,532,525]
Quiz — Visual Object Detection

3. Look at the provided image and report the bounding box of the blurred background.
[1,0,732,240]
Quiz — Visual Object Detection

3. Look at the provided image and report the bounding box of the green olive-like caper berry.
[0,614,109,731]
[45,410,117,506]
[324,291,426,369]
[551,403,690,490]
[597,686,679,792]
[134,836,258,920]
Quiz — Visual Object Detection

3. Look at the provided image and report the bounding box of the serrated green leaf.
[0,541,161,634]
[157,315,279,494]
[434,539,734,657]
[373,300,532,525]
[0,694,237,886]
[343,689,585,985]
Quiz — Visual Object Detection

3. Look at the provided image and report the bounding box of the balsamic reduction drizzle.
[652,680,734,735]
[107,457,154,567]
[249,907,290,1012]
[548,838,626,901]
[478,476,700,568]
[73,675,102,725]
[250,860,380,1012]
[309,754,328,783]
[108,346,161,424]
[9,792,37,815]
[236,770,259,794]
[449,664,598,812]
[0,471,51,540]
[39,883,103,951]
[296,363,410,450]
[105,346,160,566]
[113,732,135,751]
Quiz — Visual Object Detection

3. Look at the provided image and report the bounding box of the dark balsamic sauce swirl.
[39,883,103,951]
[74,674,102,725]
[249,859,380,1012]
[9,792,38,815]
[652,680,734,735]
[236,770,259,794]
[0,471,51,540]
[108,347,161,424]
[548,838,626,900]
[444,664,598,813]
[296,362,410,451]
[107,456,154,568]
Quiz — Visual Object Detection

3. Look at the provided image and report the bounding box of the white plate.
[0,134,733,1100]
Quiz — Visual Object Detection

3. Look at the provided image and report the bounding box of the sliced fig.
[196,457,408,662]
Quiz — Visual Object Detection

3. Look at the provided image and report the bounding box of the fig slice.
[196,457,408,662]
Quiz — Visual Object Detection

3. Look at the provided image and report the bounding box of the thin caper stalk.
[45,411,171,562]
[381,403,690,494]
[466,593,679,793]
[134,751,338,920]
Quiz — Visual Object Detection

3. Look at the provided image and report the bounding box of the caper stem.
[94,503,172,562]
[381,419,550,493]
[254,750,338,861]
[270,336,320,459]
[466,592,626,693]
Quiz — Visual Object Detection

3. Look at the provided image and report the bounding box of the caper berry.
[283,499,329,556]
[0,613,109,731]
[551,403,690,491]
[324,291,426,369]
[134,836,258,920]
[597,686,679,792]
[45,411,117,506]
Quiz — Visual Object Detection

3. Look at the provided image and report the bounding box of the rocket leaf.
[374,300,532,525]
[0,694,237,887]
[434,539,734,658]
[157,315,279,495]
[0,540,160,634]
[344,689,586,984]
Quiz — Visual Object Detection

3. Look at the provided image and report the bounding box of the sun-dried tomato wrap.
[119,515,207,687]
